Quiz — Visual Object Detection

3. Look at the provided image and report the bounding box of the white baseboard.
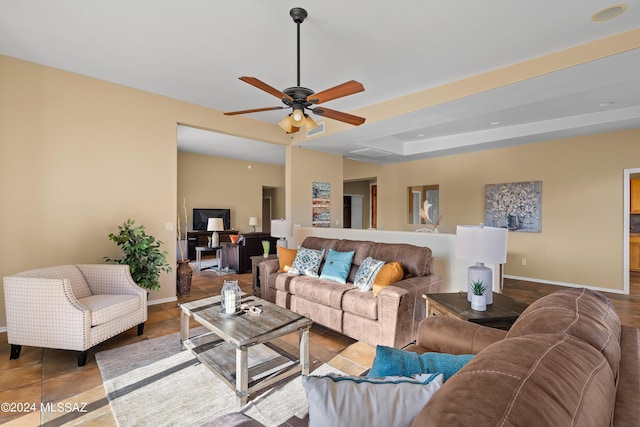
[504,275,627,295]
[147,296,177,305]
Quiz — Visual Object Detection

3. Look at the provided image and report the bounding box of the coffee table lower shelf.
[183,331,304,405]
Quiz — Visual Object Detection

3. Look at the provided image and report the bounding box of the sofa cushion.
[368,345,473,381]
[276,246,297,272]
[342,288,378,320]
[354,257,385,291]
[289,276,351,309]
[78,294,141,326]
[303,373,443,427]
[319,249,354,284]
[16,265,92,299]
[412,333,616,427]
[372,262,404,297]
[369,242,432,278]
[506,287,621,377]
[333,239,375,282]
[288,247,325,277]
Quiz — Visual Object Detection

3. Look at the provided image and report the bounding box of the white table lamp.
[249,216,258,233]
[456,224,508,305]
[271,219,293,249]
[207,217,225,247]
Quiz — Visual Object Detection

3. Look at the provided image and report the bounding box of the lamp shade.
[207,217,225,232]
[456,225,508,264]
[271,219,293,238]
[248,217,258,226]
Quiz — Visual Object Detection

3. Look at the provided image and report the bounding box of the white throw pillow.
[288,247,325,277]
[302,373,443,427]
[353,256,385,291]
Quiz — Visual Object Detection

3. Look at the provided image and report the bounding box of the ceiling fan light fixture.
[303,114,318,131]
[291,109,305,125]
[278,115,294,132]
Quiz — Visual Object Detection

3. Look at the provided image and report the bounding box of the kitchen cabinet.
[630,235,640,272]
[631,179,640,213]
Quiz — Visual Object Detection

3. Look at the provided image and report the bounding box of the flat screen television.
[193,208,231,231]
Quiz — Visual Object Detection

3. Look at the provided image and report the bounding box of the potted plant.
[176,199,193,296]
[470,279,487,311]
[105,219,171,292]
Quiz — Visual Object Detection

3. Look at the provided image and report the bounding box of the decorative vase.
[471,294,487,311]
[261,240,270,257]
[177,260,193,297]
[507,214,519,230]
[230,234,240,244]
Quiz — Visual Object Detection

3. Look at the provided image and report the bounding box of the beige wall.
[343,128,640,291]
[287,145,344,227]
[177,152,284,234]
[0,54,287,327]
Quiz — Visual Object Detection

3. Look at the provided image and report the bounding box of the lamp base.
[212,231,219,247]
[276,238,288,249]
[467,263,493,305]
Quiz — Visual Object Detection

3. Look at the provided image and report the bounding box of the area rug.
[95,329,343,427]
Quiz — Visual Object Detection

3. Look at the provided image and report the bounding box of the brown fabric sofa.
[406,287,640,426]
[259,236,442,348]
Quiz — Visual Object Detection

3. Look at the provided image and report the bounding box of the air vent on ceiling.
[306,121,325,137]
[348,147,392,158]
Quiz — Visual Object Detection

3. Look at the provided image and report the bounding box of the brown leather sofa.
[407,287,640,426]
[259,236,442,348]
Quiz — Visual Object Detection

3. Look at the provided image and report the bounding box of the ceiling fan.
[223,7,366,133]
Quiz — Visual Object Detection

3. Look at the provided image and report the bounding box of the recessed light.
[598,101,615,107]
[490,121,501,126]
[417,134,425,137]
[592,4,627,22]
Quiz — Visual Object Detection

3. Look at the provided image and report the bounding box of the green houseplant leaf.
[104,219,172,291]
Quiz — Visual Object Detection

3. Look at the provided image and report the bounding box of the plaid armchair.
[3,264,147,366]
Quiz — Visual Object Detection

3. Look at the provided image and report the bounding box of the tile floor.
[2,269,639,426]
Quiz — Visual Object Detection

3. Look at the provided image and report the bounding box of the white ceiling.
[1,1,639,165]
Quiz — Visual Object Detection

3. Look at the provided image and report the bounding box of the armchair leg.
[77,351,88,367]
[9,345,21,360]
[137,322,145,336]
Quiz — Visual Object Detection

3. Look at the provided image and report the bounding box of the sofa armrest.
[78,264,146,296]
[415,316,507,355]
[259,258,280,301]
[375,274,442,347]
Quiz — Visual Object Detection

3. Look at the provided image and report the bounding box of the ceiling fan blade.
[224,106,285,116]
[310,80,364,104]
[312,107,366,126]
[239,77,293,101]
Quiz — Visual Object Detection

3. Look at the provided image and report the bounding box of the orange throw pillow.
[373,262,404,297]
[277,246,297,272]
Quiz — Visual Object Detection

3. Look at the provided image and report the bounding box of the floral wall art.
[485,181,542,232]
[312,181,331,227]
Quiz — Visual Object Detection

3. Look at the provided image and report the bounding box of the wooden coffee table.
[424,292,528,330]
[180,294,312,405]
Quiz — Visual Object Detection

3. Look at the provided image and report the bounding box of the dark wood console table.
[187,230,238,260]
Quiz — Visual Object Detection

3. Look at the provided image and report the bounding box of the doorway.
[262,197,272,233]
[625,168,640,295]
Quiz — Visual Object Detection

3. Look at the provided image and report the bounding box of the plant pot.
[177,260,193,297]
[471,294,486,311]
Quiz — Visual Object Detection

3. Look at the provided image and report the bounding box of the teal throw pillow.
[288,247,325,277]
[353,256,385,291]
[368,345,473,381]
[319,249,355,284]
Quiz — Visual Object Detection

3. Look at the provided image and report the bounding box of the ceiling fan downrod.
[290,7,307,88]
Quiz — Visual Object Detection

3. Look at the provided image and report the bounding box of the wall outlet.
[165,222,173,231]
[521,258,527,266]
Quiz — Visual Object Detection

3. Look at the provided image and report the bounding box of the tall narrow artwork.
[485,181,542,232]
[312,182,331,227]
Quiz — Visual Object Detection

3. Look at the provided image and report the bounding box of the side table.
[251,254,278,296]
[424,292,528,330]
[195,246,221,274]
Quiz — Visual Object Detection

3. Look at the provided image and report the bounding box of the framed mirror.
[407,185,439,225]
